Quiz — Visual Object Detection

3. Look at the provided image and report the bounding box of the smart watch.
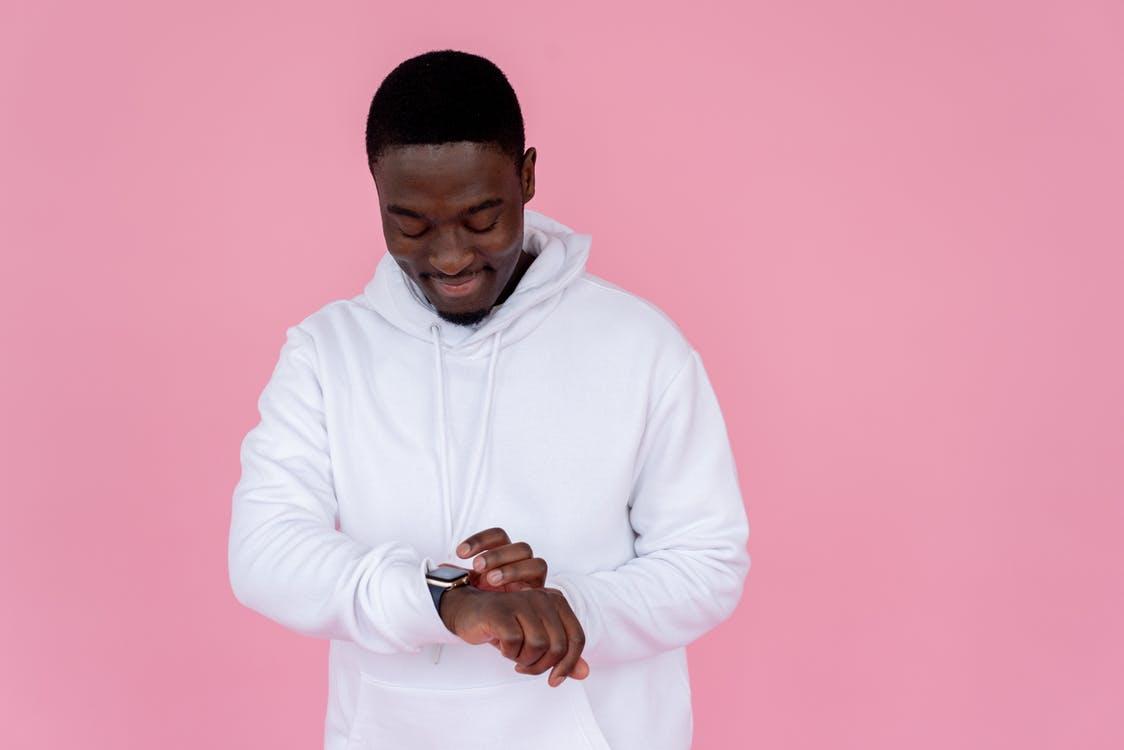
[425,563,472,614]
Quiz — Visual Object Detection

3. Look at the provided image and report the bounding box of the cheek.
[483,224,523,258]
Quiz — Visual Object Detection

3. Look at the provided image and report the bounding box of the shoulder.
[289,298,359,337]
[569,271,693,357]
[275,297,374,369]
[564,272,696,393]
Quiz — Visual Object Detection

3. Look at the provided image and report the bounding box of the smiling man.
[228,49,751,750]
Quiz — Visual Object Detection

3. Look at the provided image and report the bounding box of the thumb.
[569,657,590,680]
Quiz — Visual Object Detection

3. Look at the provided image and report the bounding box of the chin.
[436,307,492,327]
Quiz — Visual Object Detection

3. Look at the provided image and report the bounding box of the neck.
[495,249,535,306]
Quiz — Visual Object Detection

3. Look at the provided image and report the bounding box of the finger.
[469,569,535,593]
[549,595,588,686]
[517,595,568,677]
[511,606,549,668]
[472,541,533,573]
[456,527,511,558]
[482,555,546,587]
[468,570,536,593]
[492,613,524,663]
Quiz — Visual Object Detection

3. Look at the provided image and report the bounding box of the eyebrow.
[387,197,504,220]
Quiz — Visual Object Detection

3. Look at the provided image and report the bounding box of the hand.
[456,527,548,592]
[440,585,590,687]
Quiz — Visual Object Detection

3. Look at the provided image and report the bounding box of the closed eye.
[466,219,499,234]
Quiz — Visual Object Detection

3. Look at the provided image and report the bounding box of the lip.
[430,271,484,299]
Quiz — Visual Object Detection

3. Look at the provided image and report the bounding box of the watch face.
[428,565,470,583]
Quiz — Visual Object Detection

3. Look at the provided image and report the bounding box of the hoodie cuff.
[378,557,464,651]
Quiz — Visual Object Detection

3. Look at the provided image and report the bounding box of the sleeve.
[545,348,751,665]
[227,325,462,653]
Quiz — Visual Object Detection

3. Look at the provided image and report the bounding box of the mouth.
[429,270,485,300]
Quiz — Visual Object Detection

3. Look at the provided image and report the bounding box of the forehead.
[372,142,515,207]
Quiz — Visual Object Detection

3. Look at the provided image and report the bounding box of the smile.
[431,272,484,299]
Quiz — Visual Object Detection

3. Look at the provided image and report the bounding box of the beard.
[436,306,493,327]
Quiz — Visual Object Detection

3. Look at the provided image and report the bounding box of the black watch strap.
[427,580,445,613]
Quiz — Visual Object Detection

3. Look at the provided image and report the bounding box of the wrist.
[438,584,480,632]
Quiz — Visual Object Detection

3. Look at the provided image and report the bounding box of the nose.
[428,227,475,276]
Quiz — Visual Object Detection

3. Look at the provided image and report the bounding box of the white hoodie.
[228,208,751,749]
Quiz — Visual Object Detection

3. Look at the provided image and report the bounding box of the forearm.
[548,347,751,665]
[547,532,749,665]
[228,502,460,653]
[228,324,460,654]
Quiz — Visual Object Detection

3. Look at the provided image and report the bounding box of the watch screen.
[428,566,469,582]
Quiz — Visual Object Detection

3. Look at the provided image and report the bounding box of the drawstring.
[430,326,454,547]
[427,323,505,664]
[456,330,503,543]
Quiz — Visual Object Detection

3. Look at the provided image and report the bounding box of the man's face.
[370,141,536,325]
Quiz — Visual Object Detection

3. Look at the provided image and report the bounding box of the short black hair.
[365,49,525,170]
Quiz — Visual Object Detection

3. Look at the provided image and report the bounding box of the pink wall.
[2,1,1121,747]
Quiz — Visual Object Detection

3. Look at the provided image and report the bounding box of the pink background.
[2,1,1122,747]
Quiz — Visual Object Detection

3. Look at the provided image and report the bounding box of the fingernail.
[457,543,470,556]
[487,570,502,584]
[473,557,486,571]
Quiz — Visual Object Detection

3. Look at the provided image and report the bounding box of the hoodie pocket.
[344,672,611,750]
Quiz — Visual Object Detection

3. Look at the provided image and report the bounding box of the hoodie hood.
[359,207,592,359]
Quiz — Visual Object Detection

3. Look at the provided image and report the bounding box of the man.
[228,49,750,750]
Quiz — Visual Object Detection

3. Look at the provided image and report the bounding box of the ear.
[520,147,537,204]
